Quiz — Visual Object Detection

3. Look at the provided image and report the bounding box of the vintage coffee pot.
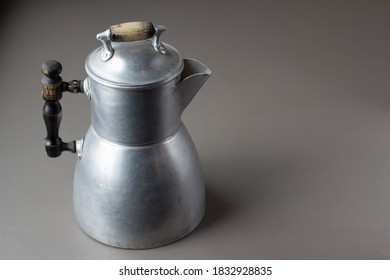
[41,21,211,248]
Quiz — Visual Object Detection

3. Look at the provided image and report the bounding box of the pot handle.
[41,60,84,158]
[96,21,166,61]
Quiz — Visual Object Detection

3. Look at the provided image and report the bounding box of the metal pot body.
[41,22,210,249]
[73,123,205,249]
[87,77,182,145]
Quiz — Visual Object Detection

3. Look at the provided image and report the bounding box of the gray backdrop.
[1,0,390,259]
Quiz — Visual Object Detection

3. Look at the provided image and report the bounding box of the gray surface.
[1,0,390,259]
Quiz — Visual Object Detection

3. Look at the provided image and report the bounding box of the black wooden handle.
[41,60,81,157]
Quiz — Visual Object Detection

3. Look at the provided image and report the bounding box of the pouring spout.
[179,58,211,111]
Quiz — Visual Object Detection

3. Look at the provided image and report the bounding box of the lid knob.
[96,21,166,61]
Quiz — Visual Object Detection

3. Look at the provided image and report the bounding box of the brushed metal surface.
[73,124,205,249]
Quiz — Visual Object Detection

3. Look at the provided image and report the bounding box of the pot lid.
[85,22,183,88]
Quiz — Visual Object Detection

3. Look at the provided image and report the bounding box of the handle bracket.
[96,21,166,61]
